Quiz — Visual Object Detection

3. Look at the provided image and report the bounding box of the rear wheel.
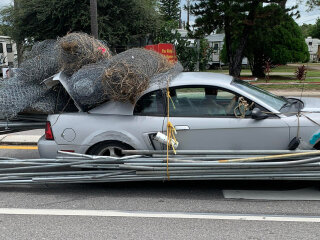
[87,141,134,157]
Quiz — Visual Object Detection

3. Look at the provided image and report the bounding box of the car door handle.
[175,125,190,131]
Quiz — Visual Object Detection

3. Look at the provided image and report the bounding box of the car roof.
[147,72,234,92]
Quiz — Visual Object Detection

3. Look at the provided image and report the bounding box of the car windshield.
[232,78,288,111]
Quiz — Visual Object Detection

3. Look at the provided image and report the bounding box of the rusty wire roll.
[58,32,112,76]
[102,48,175,103]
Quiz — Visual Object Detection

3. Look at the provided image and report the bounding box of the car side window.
[134,90,164,116]
[168,86,249,117]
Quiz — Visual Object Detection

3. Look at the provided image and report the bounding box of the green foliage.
[158,0,180,24]
[154,23,213,71]
[154,20,178,44]
[198,38,214,71]
[0,24,9,36]
[247,5,309,76]
[0,6,15,38]
[221,4,309,77]
[190,0,295,77]
[0,0,159,49]
[306,0,320,9]
[300,23,314,38]
[309,18,320,39]
[248,6,309,62]
[154,23,197,71]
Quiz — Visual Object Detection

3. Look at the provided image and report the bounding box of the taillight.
[45,121,54,140]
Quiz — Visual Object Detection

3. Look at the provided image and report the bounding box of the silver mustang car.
[38,72,320,158]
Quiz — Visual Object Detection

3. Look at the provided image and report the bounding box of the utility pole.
[90,0,98,38]
[13,0,22,66]
[187,0,190,27]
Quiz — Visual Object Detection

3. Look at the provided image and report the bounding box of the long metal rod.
[122,150,317,155]
[0,151,319,184]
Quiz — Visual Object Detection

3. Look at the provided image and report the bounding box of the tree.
[158,0,180,23]
[309,18,320,39]
[300,23,315,38]
[190,0,294,77]
[244,5,309,77]
[306,0,320,9]
[0,0,159,51]
[154,24,213,71]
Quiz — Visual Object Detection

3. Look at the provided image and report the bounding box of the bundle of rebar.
[0,150,320,185]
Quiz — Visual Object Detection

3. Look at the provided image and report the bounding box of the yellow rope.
[166,80,177,180]
[234,97,254,118]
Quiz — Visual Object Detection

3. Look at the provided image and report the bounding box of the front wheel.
[87,141,133,157]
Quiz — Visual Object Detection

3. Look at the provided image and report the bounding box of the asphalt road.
[0,148,319,239]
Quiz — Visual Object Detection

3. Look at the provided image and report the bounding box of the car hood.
[301,97,320,113]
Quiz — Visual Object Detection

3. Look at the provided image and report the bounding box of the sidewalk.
[0,129,43,145]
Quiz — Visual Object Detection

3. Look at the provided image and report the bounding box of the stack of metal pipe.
[0,150,320,184]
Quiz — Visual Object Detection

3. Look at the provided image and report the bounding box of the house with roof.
[0,36,17,78]
[306,37,320,62]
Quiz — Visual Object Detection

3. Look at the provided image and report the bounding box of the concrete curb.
[0,135,42,145]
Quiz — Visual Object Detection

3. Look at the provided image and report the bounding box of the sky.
[0,0,319,26]
[180,0,320,26]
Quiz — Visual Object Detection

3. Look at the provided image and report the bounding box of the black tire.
[87,141,134,157]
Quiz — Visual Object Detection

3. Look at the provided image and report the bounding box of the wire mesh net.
[23,88,76,115]
[0,32,183,119]
[0,77,48,119]
[102,48,175,103]
[67,60,109,110]
[58,32,112,76]
[16,40,60,84]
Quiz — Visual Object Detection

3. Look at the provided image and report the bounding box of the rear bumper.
[37,136,89,158]
[38,136,59,158]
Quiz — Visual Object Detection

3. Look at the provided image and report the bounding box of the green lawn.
[208,64,320,78]
[208,64,320,90]
[259,84,320,91]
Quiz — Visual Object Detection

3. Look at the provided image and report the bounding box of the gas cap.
[61,128,76,142]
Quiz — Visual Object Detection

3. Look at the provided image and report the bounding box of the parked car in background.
[38,72,320,158]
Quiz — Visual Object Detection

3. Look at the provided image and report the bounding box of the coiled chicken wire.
[0,33,183,119]
[102,48,176,103]
[58,32,112,76]
[0,77,48,119]
[67,60,109,110]
[16,40,60,84]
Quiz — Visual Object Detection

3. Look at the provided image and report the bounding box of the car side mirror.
[251,107,268,120]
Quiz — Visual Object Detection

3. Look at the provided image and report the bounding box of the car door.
[164,86,290,150]
[132,89,166,150]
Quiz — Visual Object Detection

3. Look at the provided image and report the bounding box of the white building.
[205,34,225,64]
[306,37,320,62]
[205,33,248,67]
[0,36,17,76]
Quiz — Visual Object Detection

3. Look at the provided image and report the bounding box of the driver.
[202,88,239,116]
[202,88,226,115]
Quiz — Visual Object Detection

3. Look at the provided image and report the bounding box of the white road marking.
[223,187,320,201]
[0,208,319,223]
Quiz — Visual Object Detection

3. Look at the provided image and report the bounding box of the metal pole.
[122,150,317,155]
[90,0,98,38]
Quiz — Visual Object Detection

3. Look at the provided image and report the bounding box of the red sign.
[145,43,177,63]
